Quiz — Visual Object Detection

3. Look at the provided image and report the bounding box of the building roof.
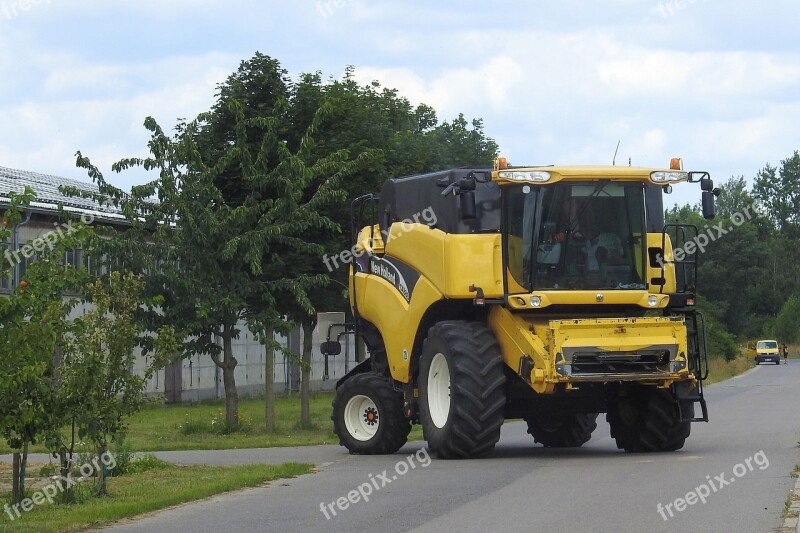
[0,165,127,222]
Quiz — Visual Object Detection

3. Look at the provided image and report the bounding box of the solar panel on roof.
[0,165,124,217]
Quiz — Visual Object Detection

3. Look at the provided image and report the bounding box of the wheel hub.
[428,352,451,429]
[344,395,380,442]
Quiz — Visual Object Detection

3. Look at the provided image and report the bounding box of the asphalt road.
[102,361,800,533]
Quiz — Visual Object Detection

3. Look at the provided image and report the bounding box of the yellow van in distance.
[747,340,780,365]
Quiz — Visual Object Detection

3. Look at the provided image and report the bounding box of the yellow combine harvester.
[327,158,717,458]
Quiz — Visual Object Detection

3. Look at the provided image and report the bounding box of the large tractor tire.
[607,386,691,452]
[419,321,506,459]
[525,413,599,448]
[332,373,411,455]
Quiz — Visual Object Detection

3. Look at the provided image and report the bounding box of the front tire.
[419,321,506,459]
[607,386,691,452]
[332,373,411,454]
[525,413,599,448]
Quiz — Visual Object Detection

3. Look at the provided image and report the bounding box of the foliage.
[74,53,498,431]
[0,189,94,503]
[75,95,369,429]
[1,190,174,501]
[59,272,177,452]
[753,150,800,233]
[668,155,800,343]
[772,296,800,343]
[705,316,740,361]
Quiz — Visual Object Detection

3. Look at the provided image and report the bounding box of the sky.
[1,0,799,207]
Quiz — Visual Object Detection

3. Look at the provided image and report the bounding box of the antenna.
[612,140,620,166]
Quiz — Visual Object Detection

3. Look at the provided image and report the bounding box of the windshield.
[757,341,778,349]
[505,181,647,291]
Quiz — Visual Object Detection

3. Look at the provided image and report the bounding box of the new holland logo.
[370,258,411,301]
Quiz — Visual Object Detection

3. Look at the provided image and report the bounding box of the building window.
[83,252,109,276]
[64,249,79,267]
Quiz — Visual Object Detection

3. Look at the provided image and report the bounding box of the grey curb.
[783,476,800,533]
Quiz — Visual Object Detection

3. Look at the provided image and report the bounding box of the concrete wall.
[137,312,357,403]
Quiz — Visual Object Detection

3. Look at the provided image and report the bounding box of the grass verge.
[0,460,312,533]
[704,355,756,386]
[1,393,424,454]
[2,394,338,454]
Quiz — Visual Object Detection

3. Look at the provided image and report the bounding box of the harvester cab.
[329,157,717,458]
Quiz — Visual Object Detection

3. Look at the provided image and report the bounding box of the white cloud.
[0,0,798,204]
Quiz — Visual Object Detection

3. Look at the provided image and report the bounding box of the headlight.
[651,171,689,183]
[497,171,551,182]
[648,295,659,307]
[530,296,542,308]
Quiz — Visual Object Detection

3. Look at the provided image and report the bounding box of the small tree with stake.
[59,272,177,495]
[0,189,89,504]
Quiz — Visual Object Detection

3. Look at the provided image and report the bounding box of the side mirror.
[460,191,477,220]
[458,176,477,220]
[701,191,716,220]
[320,341,342,356]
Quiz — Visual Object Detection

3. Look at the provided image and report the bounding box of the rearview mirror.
[701,191,716,220]
[320,341,342,356]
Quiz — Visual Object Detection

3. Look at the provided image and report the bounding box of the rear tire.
[332,373,411,455]
[607,387,691,452]
[419,321,506,459]
[525,413,598,448]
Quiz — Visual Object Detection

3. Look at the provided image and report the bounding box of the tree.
[77,96,367,429]
[772,296,800,344]
[0,189,89,503]
[753,151,800,233]
[59,272,177,494]
[715,176,754,219]
[278,67,498,427]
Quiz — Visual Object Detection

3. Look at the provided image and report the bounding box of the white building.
[1,165,356,402]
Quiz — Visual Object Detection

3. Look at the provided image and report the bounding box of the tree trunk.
[97,442,108,496]
[222,328,239,430]
[12,443,29,504]
[264,327,276,433]
[12,452,20,504]
[299,319,314,429]
[21,442,27,500]
[59,447,74,504]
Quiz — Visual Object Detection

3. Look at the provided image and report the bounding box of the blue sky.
[1,0,798,207]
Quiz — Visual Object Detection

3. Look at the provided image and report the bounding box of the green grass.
[0,392,422,454]
[0,461,312,533]
[704,355,756,386]
[122,393,340,452]
[1,393,339,454]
